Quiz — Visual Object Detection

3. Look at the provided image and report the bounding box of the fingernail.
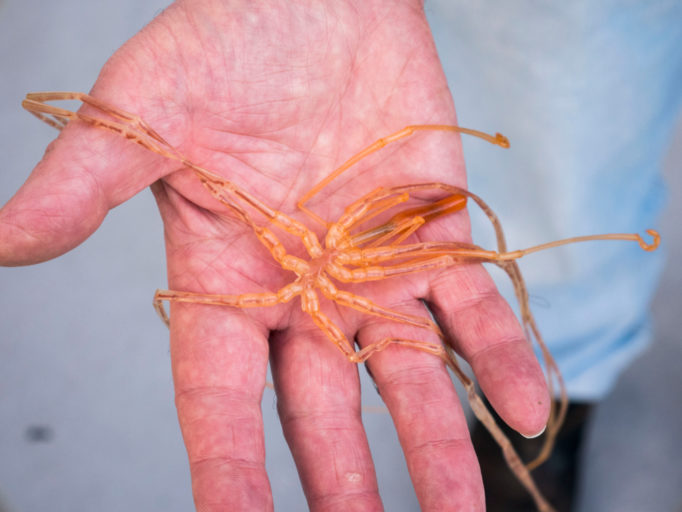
[522,425,546,439]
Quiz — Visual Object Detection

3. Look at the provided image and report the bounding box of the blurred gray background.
[0,1,680,511]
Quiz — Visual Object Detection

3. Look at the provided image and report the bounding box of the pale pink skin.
[0,1,550,510]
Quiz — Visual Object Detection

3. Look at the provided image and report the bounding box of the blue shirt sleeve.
[426,0,682,399]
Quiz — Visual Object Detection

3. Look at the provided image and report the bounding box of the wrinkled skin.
[0,0,549,510]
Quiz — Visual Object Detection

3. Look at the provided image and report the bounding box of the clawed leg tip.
[495,132,510,148]
[641,229,661,251]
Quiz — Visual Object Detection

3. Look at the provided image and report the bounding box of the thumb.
[0,92,176,266]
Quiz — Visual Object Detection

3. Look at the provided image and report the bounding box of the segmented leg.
[153,283,302,326]
[328,253,462,283]
[304,296,450,364]
[22,92,325,259]
[348,193,467,249]
[353,337,449,363]
[300,285,449,362]
[357,192,467,248]
[374,182,510,250]
[333,231,659,281]
[325,188,411,249]
[315,273,442,336]
[298,124,509,226]
[23,92,182,161]
[328,186,465,250]
[493,259,566,470]
[353,216,426,249]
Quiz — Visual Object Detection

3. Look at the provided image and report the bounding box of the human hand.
[0,1,550,510]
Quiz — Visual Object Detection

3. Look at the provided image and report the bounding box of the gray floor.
[0,1,680,511]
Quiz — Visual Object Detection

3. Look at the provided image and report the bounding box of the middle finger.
[270,316,383,511]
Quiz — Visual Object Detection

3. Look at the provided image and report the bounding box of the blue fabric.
[427,1,682,399]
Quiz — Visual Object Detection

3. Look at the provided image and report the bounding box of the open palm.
[0,1,550,510]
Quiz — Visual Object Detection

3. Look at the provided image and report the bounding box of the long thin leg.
[494,259,567,470]
[330,182,491,255]
[329,186,465,250]
[332,190,459,249]
[348,216,424,249]
[363,216,426,248]
[333,233,659,280]
[328,188,466,252]
[301,285,451,364]
[353,337,449,363]
[325,188,412,249]
[302,293,451,365]
[351,193,466,248]
[335,241,488,268]
[314,273,443,337]
[297,125,509,226]
[23,92,325,258]
[23,92,183,162]
[328,253,465,283]
[366,182,510,251]
[153,282,302,326]
[303,304,358,359]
